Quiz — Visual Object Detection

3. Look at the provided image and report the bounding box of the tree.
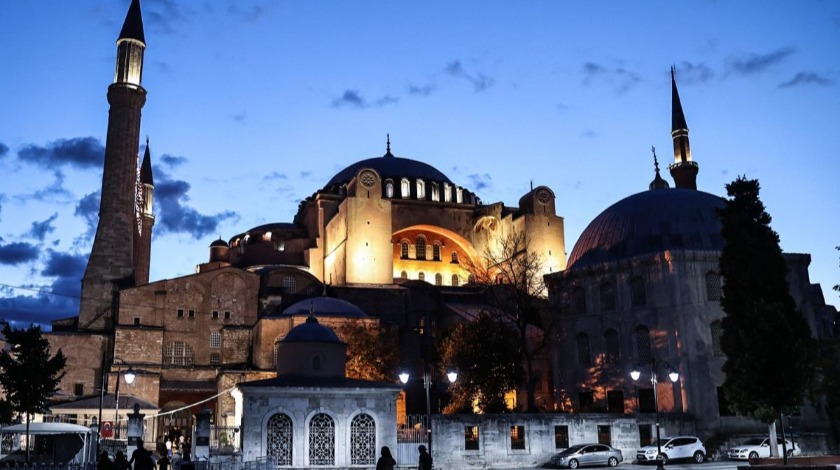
[439,312,521,413]
[338,321,400,382]
[717,177,819,452]
[459,231,552,412]
[0,324,67,462]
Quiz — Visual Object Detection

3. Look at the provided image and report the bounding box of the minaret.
[79,0,147,330]
[668,66,699,190]
[133,138,155,286]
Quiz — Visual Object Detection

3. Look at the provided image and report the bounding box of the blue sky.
[1,0,838,327]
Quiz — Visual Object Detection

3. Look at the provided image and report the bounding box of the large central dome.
[325,150,453,188]
[567,188,726,270]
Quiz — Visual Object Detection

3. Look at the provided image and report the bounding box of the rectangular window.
[510,425,526,450]
[177,308,184,319]
[578,390,595,412]
[73,383,84,396]
[133,317,140,326]
[210,332,221,349]
[638,388,655,413]
[224,311,231,320]
[209,353,221,366]
[597,425,612,446]
[188,309,195,319]
[464,426,480,450]
[717,387,735,416]
[212,310,219,320]
[554,425,569,449]
[607,390,625,413]
[638,424,654,446]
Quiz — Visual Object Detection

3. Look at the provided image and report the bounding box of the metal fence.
[396,414,428,467]
[0,463,97,470]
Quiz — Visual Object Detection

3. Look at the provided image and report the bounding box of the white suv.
[637,436,706,464]
[727,437,802,460]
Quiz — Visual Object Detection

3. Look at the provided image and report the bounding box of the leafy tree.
[459,231,552,412]
[440,311,521,413]
[717,177,819,448]
[0,324,67,461]
[338,321,400,382]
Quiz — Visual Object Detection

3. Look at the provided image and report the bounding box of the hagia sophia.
[35,0,838,466]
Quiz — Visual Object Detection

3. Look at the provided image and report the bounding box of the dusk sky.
[1,1,838,328]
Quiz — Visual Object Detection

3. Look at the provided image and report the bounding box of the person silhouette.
[418,444,432,470]
[375,446,396,470]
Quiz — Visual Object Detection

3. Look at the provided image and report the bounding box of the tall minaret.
[133,138,155,286]
[79,0,147,331]
[668,66,699,190]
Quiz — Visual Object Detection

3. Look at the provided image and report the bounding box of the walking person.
[156,453,171,470]
[375,446,396,470]
[129,442,154,470]
[418,444,432,470]
[114,452,131,470]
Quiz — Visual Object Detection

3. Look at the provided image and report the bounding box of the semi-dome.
[281,316,343,344]
[325,150,453,188]
[567,188,725,270]
[281,297,367,318]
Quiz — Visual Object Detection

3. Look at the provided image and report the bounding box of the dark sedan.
[547,444,624,468]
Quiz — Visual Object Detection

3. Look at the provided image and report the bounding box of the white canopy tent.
[0,422,96,464]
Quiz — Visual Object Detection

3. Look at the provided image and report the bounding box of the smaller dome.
[210,238,229,248]
[282,316,343,344]
[281,297,367,318]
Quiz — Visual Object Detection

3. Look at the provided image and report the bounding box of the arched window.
[283,276,296,294]
[451,251,459,263]
[435,273,442,286]
[309,413,335,466]
[267,413,293,466]
[443,183,452,202]
[710,320,724,356]
[350,414,376,465]
[456,187,463,203]
[416,236,426,260]
[451,274,459,286]
[433,243,441,261]
[468,274,475,284]
[385,180,394,198]
[312,355,321,371]
[431,183,440,201]
[400,271,408,279]
[604,329,620,364]
[400,241,409,259]
[705,271,722,301]
[600,281,616,311]
[418,272,425,282]
[163,341,194,366]
[416,180,426,199]
[571,287,587,315]
[400,178,410,198]
[635,326,652,362]
[576,333,591,366]
[274,341,281,367]
[629,277,646,307]
[209,332,221,349]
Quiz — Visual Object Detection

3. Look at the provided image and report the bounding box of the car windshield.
[562,445,589,454]
[743,438,765,446]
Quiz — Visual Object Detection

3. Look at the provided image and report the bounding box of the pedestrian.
[98,451,113,470]
[375,446,396,470]
[129,442,154,470]
[418,444,432,470]
[157,453,171,470]
[114,451,131,470]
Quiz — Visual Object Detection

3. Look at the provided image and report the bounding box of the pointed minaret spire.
[140,137,154,186]
[668,66,699,190]
[649,146,670,190]
[118,0,145,45]
[384,133,394,158]
[114,0,146,88]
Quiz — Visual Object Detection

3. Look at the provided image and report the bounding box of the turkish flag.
[102,421,114,438]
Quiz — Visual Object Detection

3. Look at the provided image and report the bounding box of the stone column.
[194,407,213,461]
[127,404,145,457]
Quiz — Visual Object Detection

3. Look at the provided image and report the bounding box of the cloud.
[143,0,187,35]
[331,90,399,109]
[444,61,494,92]
[160,153,188,168]
[27,213,59,242]
[16,170,74,203]
[17,137,104,169]
[0,242,40,265]
[582,62,641,94]
[674,62,715,84]
[74,191,101,242]
[226,3,268,22]
[262,172,288,183]
[0,142,8,158]
[154,166,238,239]
[778,72,833,88]
[466,173,492,191]
[233,111,247,123]
[407,84,435,96]
[41,250,87,279]
[725,47,795,76]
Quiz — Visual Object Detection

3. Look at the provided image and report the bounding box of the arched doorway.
[156,401,194,457]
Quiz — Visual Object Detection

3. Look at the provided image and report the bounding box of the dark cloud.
[674,62,715,84]
[0,242,40,265]
[143,0,186,35]
[17,137,104,169]
[41,250,86,279]
[0,142,8,158]
[444,61,494,92]
[160,153,188,168]
[778,72,833,88]
[154,166,238,239]
[407,84,435,96]
[74,191,101,242]
[725,47,795,76]
[19,170,74,203]
[581,62,641,94]
[466,173,492,191]
[331,90,399,109]
[27,213,59,242]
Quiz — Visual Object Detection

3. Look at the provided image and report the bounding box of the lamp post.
[631,359,679,470]
[399,367,457,468]
[97,357,136,451]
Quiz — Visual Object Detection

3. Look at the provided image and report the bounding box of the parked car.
[727,437,802,460]
[547,444,624,468]
[636,436,706,464]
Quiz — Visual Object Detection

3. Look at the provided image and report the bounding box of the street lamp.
[97,358,136,450]
[631,358,679,470]
[399,367,457,468]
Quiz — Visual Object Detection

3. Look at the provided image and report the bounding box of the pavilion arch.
[391,224,481,262]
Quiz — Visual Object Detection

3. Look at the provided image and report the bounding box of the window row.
[461,423,621,451]
[398,271,473,286]
[385,179,465,203]
[399,238,459,263]
[267,412,377,466]
[570,271,722,315]
[575,326,652,366]
[162,341,221,367]
[175,309,232,320]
